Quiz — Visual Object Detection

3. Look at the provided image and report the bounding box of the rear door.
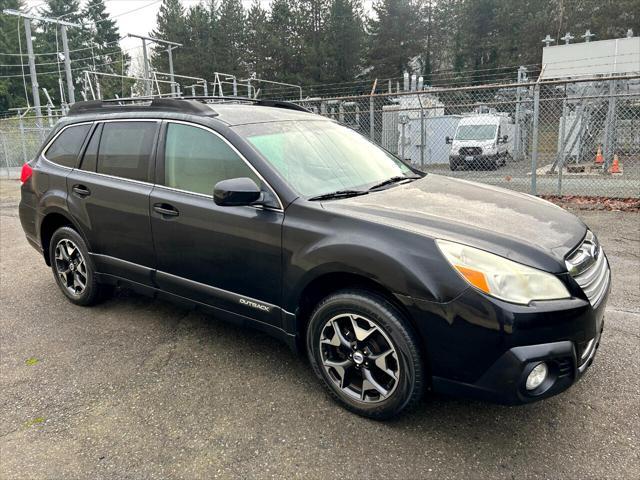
[66,119,160,286]
[149,121,284,327]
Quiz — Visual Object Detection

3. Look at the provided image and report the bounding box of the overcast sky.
[24,0,373,56]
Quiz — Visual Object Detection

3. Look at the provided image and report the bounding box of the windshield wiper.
[368,175,421,191]
[308,189,369,201]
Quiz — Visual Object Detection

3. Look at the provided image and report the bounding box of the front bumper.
[450,153,498,164]
[398,275,610,405]
[431,324,603,404]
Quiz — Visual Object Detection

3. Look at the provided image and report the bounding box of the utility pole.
[3,9,82,116]
[141,38,150,96]
[59,25,75,104]
[22,18,41,121]
[127,34,182,97]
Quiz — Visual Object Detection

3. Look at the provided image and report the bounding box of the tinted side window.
[164,123,258,195]
[44,124,91,168]
[97,122,158,182]
[79,123,102,172]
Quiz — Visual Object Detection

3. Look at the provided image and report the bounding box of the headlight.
[436,240,570,304]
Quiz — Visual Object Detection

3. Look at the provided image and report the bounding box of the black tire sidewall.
[49,226,100,306]
[306,290,424,419]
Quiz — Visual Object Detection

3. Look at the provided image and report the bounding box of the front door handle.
[72,184,91,197]
[153,203,179,217]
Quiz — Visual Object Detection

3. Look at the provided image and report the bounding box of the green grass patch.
[24,417,45,427]
[25,357,39,366]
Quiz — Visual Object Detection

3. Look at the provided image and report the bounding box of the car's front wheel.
[49,226,102,306]
[306,290,425,419]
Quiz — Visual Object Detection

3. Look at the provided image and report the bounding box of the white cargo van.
[446,114,513,170]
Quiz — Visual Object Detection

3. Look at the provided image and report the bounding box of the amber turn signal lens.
[454,265,490,294]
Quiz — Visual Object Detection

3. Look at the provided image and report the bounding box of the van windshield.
[455,124,497,141]
[234,120,414,197]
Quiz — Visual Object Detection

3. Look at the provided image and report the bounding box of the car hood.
[321,175,587,273]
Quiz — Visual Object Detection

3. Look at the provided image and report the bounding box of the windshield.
[233,121,413,197]
[455,124,497,141]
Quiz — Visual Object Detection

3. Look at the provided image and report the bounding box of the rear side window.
[79,124,102,172]
[44,124,91,167]
[97,122,158,182]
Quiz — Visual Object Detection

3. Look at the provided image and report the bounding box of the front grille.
[566,231,610,307]
[459,147,482,156]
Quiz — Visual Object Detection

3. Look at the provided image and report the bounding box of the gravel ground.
[1,178,638,479]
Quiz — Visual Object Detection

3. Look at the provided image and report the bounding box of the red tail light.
[20,163,33,184]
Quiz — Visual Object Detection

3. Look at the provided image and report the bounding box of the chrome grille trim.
[567,231,610,307]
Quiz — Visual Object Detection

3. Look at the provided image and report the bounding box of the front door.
[66,120,160,286]
[149,121,284,327]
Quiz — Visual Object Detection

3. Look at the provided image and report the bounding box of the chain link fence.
[0,114,61,178]
[1,76,638,197]
[298,75,640,198]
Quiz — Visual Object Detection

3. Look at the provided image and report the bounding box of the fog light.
[526,362,548,391]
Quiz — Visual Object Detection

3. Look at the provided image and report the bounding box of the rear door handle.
[153,203,179,217]
[72,185,91,197]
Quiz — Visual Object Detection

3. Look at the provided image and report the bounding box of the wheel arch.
[293,271,419,352]
[39,210,87,265]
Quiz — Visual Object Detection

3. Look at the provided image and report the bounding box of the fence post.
[1,133,10,178]
[602,78,617,170]
[530,83,541,196]
[513,66,526,161]
[369,96,374,140]
[558,99,567,195]
[18,111,28,164]
[420,105,425,169]
[400,116,406,161]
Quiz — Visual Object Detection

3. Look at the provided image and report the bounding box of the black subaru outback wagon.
[19,98,610,419]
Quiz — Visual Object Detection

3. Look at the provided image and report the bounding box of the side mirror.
[501,135,508,143]
[214,177,262,207]
[445,136,452,144]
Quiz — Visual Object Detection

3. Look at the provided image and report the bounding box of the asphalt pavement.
[1,179,638,479]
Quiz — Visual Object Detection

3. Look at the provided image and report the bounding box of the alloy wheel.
[54,239,88,296]
[319,313,400,403]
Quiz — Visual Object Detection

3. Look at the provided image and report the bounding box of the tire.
[49,226,102,306]
[306,289,425,419]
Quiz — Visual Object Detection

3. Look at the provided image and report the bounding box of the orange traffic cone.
[594,145,604,164]
[609,154,621,174]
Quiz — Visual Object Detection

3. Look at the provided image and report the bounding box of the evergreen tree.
[244,0,270,79]
[184,3,216,83]
[82,0,129,99]
[367,0,424,79]
[266,0,303,86]
[151,0,187,83]
[0,0,29,110]
[216,0,247,76]
[299,0,330,83]
[324,0,364,84]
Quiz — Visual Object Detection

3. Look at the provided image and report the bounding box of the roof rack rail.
[177,96,312,113]
[68,98,218,117]
[67,96,312,117]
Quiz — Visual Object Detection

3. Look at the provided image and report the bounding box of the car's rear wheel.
[306,290,425,419]
[49,226,102,306]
